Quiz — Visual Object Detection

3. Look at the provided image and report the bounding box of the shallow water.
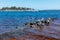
[0,11,60,40]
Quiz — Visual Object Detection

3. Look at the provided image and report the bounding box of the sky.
[0,0,60,10]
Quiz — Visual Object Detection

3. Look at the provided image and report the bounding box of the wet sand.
[0,32,59,40]
[0,20,60,40]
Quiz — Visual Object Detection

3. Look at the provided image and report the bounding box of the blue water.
[0,11,60,34]
[0,11,60,24]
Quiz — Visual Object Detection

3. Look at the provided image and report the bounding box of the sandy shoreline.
[0,31,59,40]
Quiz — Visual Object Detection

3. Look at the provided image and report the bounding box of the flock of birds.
[24,18,57,30]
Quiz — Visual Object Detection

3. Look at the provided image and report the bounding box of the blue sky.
[0,0,60,10]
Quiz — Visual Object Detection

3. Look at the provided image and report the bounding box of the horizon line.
[0,6,60,10]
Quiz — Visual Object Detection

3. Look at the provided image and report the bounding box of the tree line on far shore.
[0,6,34,10]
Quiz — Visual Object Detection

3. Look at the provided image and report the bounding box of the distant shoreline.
[0,9,35,11]
[0,7,36,11]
